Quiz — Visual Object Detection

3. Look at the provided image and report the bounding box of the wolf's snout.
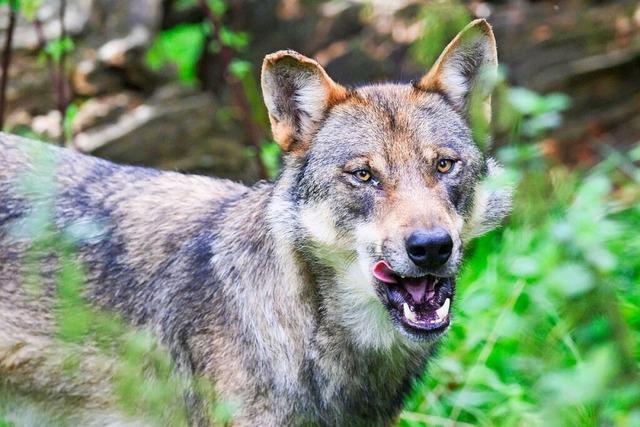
[405,228,453,270]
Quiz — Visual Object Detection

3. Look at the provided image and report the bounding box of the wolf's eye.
[353,169,372,182]
[436,159,455,174]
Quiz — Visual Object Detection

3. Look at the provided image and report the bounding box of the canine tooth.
[403,303,416,322]
[435,298,450,321]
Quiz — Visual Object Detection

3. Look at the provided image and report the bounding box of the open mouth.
[373,260,454,338]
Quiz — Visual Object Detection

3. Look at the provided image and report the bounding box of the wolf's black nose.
[405,228,453,269]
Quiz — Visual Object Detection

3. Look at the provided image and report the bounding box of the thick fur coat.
[0,20,511,426]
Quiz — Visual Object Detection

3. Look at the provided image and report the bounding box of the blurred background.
[0,0,639,426]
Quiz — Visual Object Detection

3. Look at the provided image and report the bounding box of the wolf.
[0,19,511,426]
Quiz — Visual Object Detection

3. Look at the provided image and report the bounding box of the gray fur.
[0,20,511,426]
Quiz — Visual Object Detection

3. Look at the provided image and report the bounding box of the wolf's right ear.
[261,50,349,153]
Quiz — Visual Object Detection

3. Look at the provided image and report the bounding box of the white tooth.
[435,298,450,321]
[403,303,417,322]
[400,275,406,279]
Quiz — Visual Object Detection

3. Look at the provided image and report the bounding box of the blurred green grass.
[403,8,639,422]
[400,144,640,426]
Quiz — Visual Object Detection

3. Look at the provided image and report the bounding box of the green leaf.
[507,256,540,279]
[21,0,42,19]
[259,140,281,180]
[542,92,571,112]
[507,87,542,115]
[628,144,640,162]
[229,59,251,79]
[410,1,470,67]
[547,263,595,297]
[219,28,249,51]
[522,111,562,137]
[63,102,78,143]
[45,36,75,63]
[56,256,91,343]
[537,346,617,406]
[146,23,207,84]
[207,0,226,16]
[1,0,21,12]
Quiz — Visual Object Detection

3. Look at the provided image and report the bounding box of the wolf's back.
[0,131,252,318]
[0,132,251,422]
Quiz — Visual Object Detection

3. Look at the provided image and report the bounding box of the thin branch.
[197,0,233,70]
[57,0,71,146]
[33,18,59,110]
[0,3,17,129]
[198,0,268,180]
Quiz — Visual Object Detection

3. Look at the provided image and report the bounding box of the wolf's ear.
[417,19,497,121]
[261,50,349,153]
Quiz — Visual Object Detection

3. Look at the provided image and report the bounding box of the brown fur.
[0,20,511,426]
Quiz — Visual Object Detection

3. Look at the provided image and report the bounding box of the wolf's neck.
[261,177,431,411]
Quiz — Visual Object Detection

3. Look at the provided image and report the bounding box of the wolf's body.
[0,20,510,426]
[0,134,427,425]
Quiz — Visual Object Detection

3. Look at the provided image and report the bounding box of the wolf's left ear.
[261,50,349,153]
[417,19,497,121]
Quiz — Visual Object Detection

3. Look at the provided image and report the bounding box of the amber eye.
[353,169,372,182]
[436,159,455,174]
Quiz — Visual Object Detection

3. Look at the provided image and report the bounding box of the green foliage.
[63,102,77,143]
[410,1,470,67]
[259,140,281,180]
[44,36,75,64]
[399,142,640,426]
[146,23,208,84]
[404,12,638,423]
[56,255,92,342]
[229,59,251,79]
[219,27,249,51]
[507,88,571,137]
[207,0,226,17]
[230,58,270,129]
[488,74,571,148]
[19,0,42,20]
[0,0,20,13]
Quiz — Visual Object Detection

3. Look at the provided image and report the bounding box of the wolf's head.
[262,20,511,347]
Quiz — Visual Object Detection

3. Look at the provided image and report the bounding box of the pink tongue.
[372,261,433,303]
[402,277,428,303]
[372,261,398,284]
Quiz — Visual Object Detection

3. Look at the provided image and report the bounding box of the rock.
[72,92,136,133]
[72,58,123,96]
[73,86,261,181]
[32,110,63,140]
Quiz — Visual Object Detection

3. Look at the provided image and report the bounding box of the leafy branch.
[0,0,74,144]
[33,18,76,146]
[53,0,73,145]
[198,0,270,179]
